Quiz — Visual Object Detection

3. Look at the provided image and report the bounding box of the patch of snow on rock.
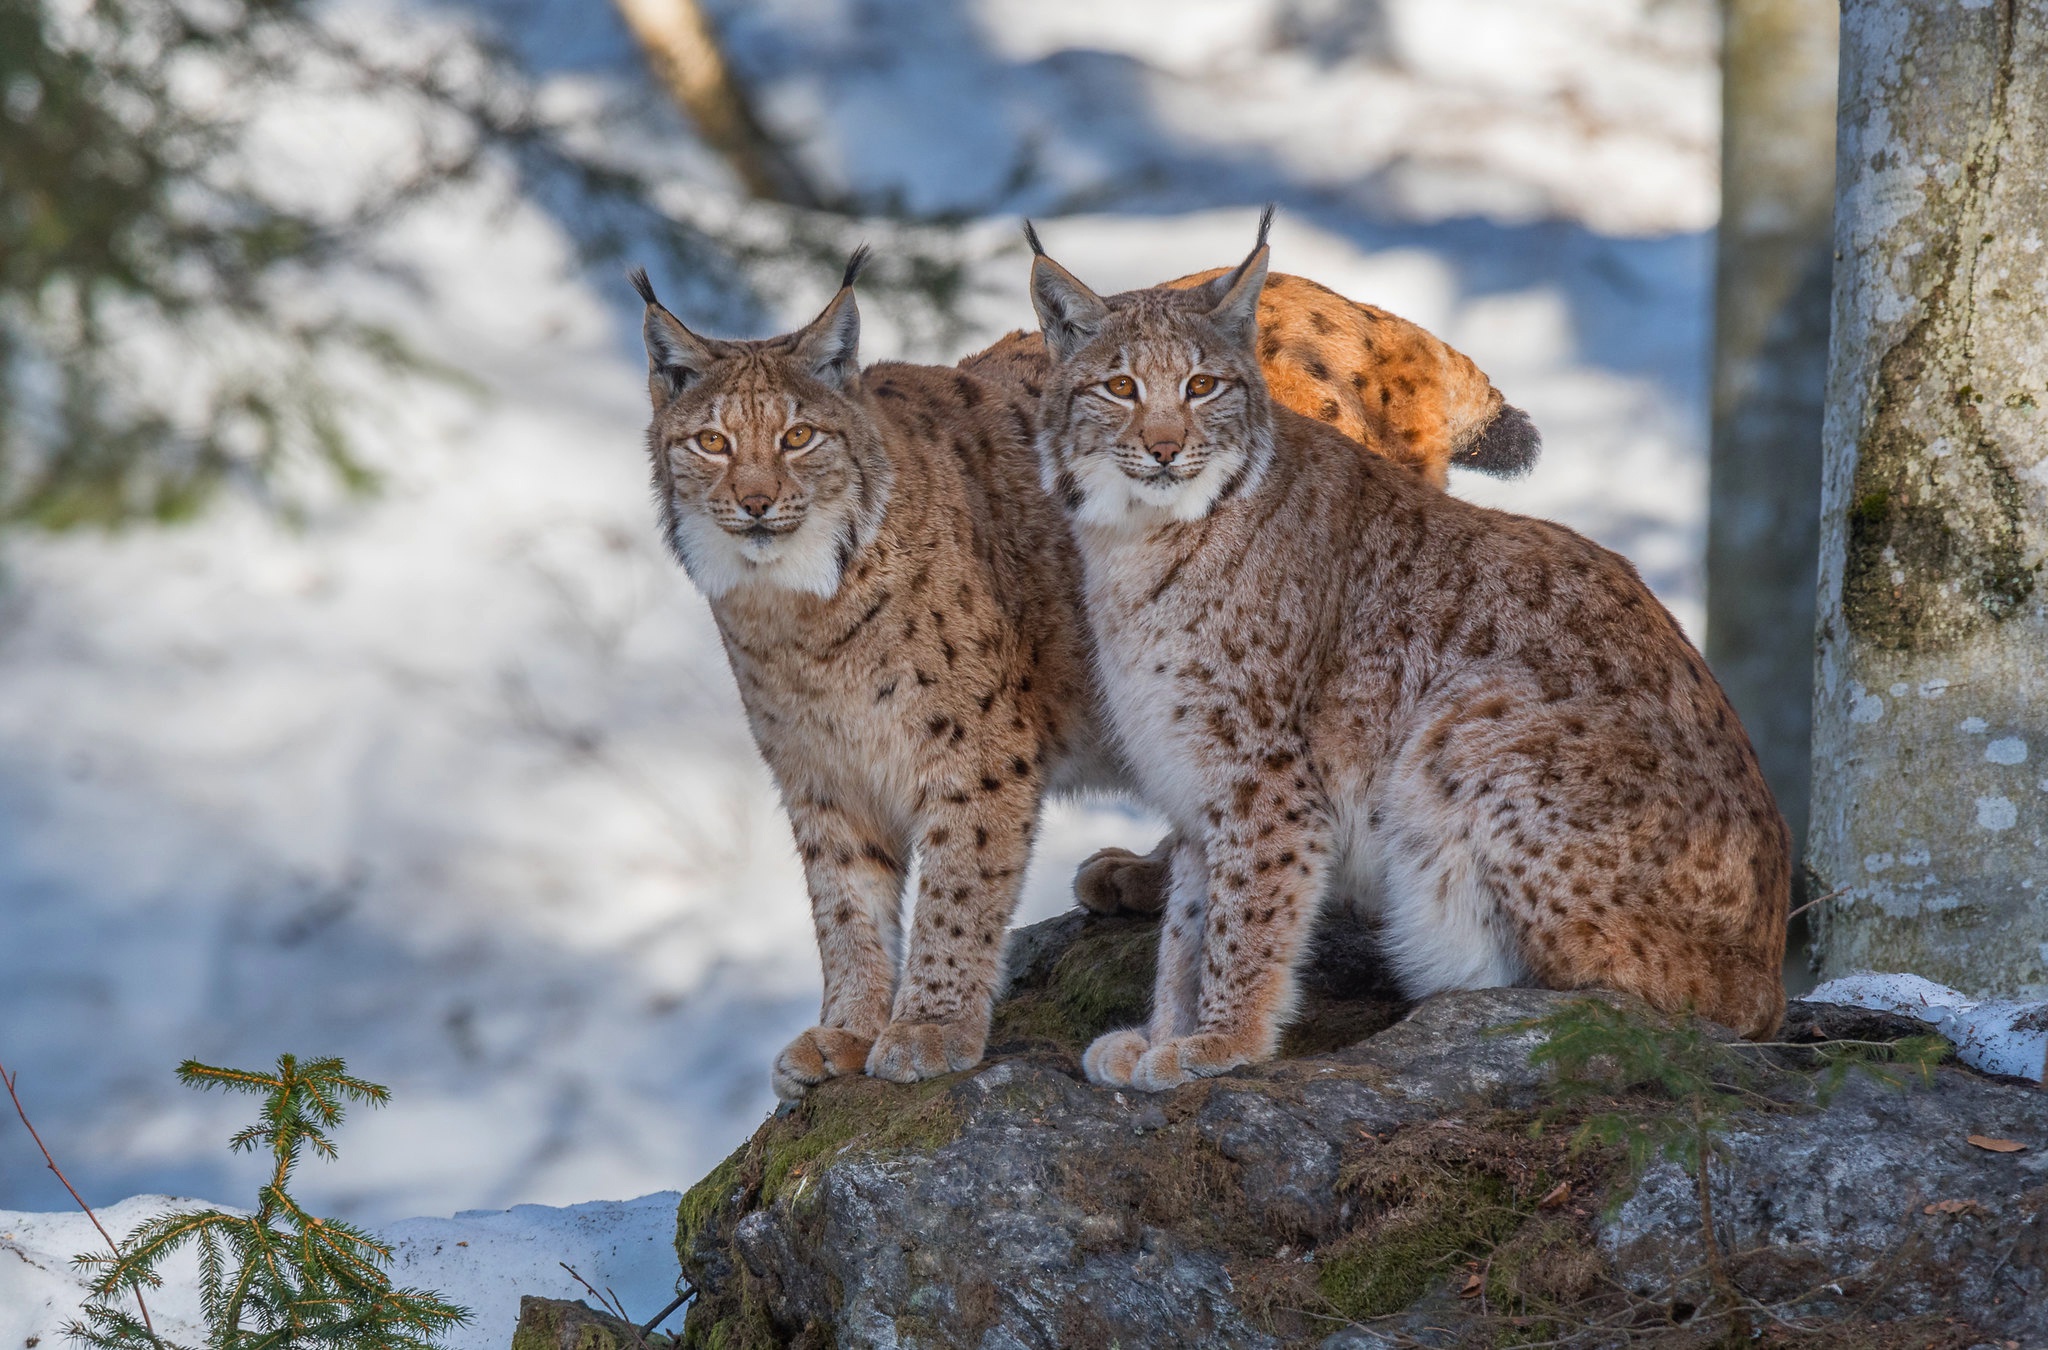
[1808,972,2048,1082]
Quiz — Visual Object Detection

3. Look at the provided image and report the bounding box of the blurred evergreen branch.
[65,1055,470,1350]
[0,0,979,530]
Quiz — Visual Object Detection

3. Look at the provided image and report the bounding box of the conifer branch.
[67,1054,468,1350]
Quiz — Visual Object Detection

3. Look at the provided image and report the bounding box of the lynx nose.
[739,493,774,518]
[1146,439,1182,466]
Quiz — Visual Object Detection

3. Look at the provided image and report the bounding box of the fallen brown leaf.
[1967,1134,2028,1153]
[1460,1271,1484,1298]
[1922,1199,1982,1216]
[1536,1180,1571,1210]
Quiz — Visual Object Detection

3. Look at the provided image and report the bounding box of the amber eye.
[1186,374,1218,398]
[694,430,728,455]
[1104,375,1137,399]
[781,424,816,451]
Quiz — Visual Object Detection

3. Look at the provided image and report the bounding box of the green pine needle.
[66,1056,469,1350]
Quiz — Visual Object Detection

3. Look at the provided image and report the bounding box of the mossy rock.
[513,1296,673,1350]
[664,912,2045,1349]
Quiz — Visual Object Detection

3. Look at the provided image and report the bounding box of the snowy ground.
[1,0,1716,1271]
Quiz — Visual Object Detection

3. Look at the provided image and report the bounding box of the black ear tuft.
[1452,403,1544,478]
[841,244,873,292]
[1255,203,1276,250]
[1022,219,1046,257]
[629,266,659,307]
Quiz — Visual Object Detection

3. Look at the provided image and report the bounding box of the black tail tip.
[628,266,658,307]
[1255,203,1276,249]
[1022,219,1046,257]
[841,244,873,291]
[1453,402,1543,478]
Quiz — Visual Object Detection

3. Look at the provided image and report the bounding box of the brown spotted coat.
[631,259,1541,1098]
[1025,240,1788,1094]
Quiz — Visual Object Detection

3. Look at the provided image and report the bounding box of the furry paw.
[1074,846,1169,916]
[771,1026,875,1101]
[1081,1028,1151,1087]
[865,1018,987,1084]
[1130,1034,1250,1092]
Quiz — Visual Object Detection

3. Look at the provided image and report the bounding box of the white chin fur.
[1068,451,1244,528]
[672,510,845,601]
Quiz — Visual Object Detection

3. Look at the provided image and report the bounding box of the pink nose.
[739,494,774,518]
[1146,440,1182,466]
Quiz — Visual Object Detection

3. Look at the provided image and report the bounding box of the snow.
[1808,973,2048,1084]
[1,0,1717,1296]
[0,1192,683,1350]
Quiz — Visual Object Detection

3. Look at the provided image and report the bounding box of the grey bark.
[1705,0,1838,861]
[1811,1,2048,996]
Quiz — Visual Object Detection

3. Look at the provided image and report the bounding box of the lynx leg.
[1133,791,1334,1092]
[772,795,908,1100]
[1084,837,1206,1086]
[867,763,1042,1084]
[1074,832,1173,915]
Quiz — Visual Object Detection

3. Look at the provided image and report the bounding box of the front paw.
[1130,1033,1250,1093]
[1074,846,1169,916]
[1081,1028,1150,1086]
[772,1025,875,1101]
[865,1018,987,1084]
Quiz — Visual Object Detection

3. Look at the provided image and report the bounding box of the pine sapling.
[66,1055,470,1350]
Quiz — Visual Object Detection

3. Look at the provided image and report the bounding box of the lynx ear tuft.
[795,287,862,390]
[628,266,659,308]
[1022,219,1046,257]
[840,244,872,292]
[1029,243,1110,363]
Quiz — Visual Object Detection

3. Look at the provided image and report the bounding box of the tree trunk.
[1705,0,1838,863]
[611,0,821,208]
[1810,0,2048,996]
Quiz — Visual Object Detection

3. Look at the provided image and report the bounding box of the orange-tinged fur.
[964,268,1538,491]
[630,253,1541,1098]
[1028,236,1787,1094]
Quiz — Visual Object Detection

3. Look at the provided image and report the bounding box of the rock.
[674,908,2048,1348]
[511,1296,670,1350]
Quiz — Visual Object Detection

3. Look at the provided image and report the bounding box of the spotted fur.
[1029,234,1788,1094]
[632,252,1544,1099]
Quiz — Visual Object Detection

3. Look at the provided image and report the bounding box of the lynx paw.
[865,1018,987,1084]
[771,1026,875,1101]
[1130,1034,1251,1093]
[1081,1028,1151,1087]
[1074,846,1169,916]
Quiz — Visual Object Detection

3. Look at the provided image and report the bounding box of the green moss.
[990,920,1157,1050]
[676,1144,746,1261]
[1314,1175,1524,1320]
[752,1073,963,1208]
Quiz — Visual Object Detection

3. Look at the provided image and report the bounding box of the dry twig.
[0,1060,157,1341]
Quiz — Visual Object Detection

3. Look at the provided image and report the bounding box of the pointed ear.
[791,286,862,389]
[1025,222,1109,362]
[1201,205,1273,348]
[1206,244,1268,349]
[632,268,715,407]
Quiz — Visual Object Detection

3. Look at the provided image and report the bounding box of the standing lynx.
[1028,227,1789,1093]
[631,246,1539,1099]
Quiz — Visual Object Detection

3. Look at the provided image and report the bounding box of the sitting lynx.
[630,246,1538,1099]
[1026,224,1788,1093]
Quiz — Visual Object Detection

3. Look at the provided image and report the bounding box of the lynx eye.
[1104,375,1137,399]
[694,430,729,456]
[1186,374,1218,398]
[781,424,816,451]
